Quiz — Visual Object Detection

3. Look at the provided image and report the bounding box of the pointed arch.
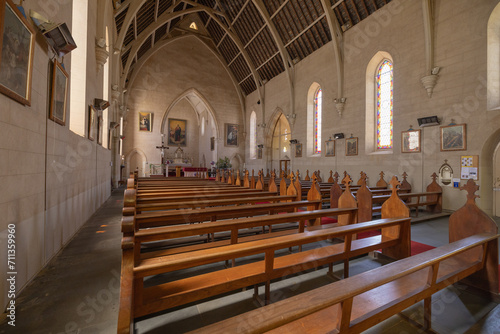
[124,148,148,177]
[123,34,245,127]
[160,88,221,140]
[307,82,322,156]
[365,51,394,154]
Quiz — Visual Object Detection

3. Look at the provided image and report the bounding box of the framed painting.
[295,143,302,158]
[401,129,421,153]
[49,60,68,125]
[325,139,335,157]
[88,105,97,141]
[257,147,262,159]
[139,112,152,132]
[168,118,187,146]
[0,0,36,105]
[441,124,466,151]
[210,136,215,151]
[346,137,358,156]
[97,116,103,145]
[225,123,239,147]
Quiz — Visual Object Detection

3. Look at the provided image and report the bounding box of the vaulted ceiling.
[113,0,393,96]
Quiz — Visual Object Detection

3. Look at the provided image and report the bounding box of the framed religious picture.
[295,143,302,158]
[325,138,335,157]
[168,118,187,146]
[441,124,466,151]
[257,147,262,159]
[49,60,68,125]
[138,112,152,132]
[346,137,358,156]
[0,0,36,105]
[225,123,239,147]
[401,129,421,153]
[210,136,215,151]
[88,105,97,141]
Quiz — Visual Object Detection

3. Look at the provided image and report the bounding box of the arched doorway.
[270,114,291,174]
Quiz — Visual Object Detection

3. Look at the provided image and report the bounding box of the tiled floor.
[0,188,499,334]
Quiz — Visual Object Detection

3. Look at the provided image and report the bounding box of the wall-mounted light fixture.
[257,144,264,148]
[94,98,110,111]
[257,123,266,128]
[289,139,298,144]
[333,133,344,139]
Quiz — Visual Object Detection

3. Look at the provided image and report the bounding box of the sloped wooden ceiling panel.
[113,0,393,95]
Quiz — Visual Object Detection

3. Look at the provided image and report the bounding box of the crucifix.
[156,134,169,176]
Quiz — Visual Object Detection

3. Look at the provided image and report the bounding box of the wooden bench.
[357,172,442,221]
[118,216,411,334]
[187,179,499,334]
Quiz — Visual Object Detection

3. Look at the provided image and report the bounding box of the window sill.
[368,149,393,155]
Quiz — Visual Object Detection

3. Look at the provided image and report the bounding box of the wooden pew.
[187,179,499,334]
[118,216,411,333]
[357,172,442,221]
[117,175,413,334]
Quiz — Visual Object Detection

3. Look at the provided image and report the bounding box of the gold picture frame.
[346,137,358,156]
[225,123,239,147]
[401,129,421,153]
[325,138,335,157]
[49,60,68,125]
[168,118,187,146]
[440,124,466,151]
[139,112,152,132]
[0,0,36,106]
[295,143,302,158]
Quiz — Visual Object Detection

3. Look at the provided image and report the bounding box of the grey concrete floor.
[0,188,499,334]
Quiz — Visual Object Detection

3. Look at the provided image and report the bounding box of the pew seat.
[188,233,499,334]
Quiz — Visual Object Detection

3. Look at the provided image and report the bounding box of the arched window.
[313,87,322,154]
[376,60,393,150]
[250,111,257,159]
[69,0,89,136]
[201,116,205,136]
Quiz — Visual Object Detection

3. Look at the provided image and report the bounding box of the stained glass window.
[314,88,322,154]
[376,60,393,150]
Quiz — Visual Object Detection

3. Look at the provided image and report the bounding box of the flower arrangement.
[216,157,232,169]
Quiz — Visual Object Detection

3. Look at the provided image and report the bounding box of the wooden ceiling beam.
[270,0,291,20]
[283,12,326,48]
[350,0,361,22]
[359,0,369,16]
[341,1,353,27]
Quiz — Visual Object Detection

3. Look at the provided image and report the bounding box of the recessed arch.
[124,148,148,177]
[123,35,245,127]
[365,51,394,154]
[480,126,500,215]
[160,88,220,141]
[307,82,322,156]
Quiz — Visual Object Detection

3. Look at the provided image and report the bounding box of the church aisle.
[0,188,124,334]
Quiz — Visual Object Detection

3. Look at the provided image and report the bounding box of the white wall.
[244,0,500,213]
[0,1,114,310]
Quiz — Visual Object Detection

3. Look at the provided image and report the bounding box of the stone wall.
[0,1,114,310]
[244,0,500,214]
